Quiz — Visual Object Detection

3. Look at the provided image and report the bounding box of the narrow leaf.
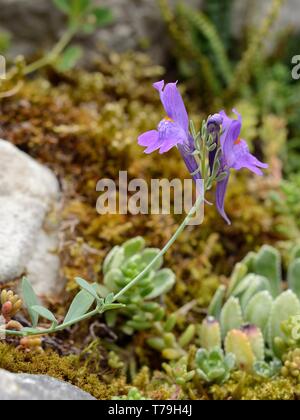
[64,289,95,324]
[31,306,58,325]
[22,277,40,328]
[146,269,175,300]
[75,277,99,300]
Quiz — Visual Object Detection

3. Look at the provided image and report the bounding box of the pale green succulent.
[147,315,196,361]
[204,244,300,371]
[100,237,175,334]
[163,356,195,386]
[112,388,149,400]
[253,360,282,379]
[195,347,235,384]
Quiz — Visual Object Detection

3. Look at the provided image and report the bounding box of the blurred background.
[0,0,299,64]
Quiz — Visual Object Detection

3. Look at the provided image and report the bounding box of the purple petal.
[138,130,159,147]
[220,110,242,165]
[216,172,231,225]
[154,80,189,133]
[138,130,164,154]
[231,140,268,175]
[157,119,187,154]
[145,137,164,154]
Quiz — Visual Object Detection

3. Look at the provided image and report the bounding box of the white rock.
[0,369,96,400]
[0,139,59,205]
[0,139,61,297]
[26,230,61,297]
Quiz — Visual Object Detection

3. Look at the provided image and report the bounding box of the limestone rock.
[0,369,96,400]
[0,139,61,297]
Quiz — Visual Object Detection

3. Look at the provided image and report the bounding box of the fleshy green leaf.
[22,277,40,328]
[123,237,145,259]
[104,268,124,292]
[208,285,226,319]
[103,246,125,274]
[91,7,114,27]
[220,297,243,339]
[140,248,163,271]
[288,258,300,299]
[254,245,281,298]
[31,306,58,325]
[240,275,270,310]
[268,290,300,357]
[146,269,175,300]
[244,291,273,339]
[227,262,248,297]
[64,289,95,324]
[55,45,83,72]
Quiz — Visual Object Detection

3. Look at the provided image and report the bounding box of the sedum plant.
[162,356,195,386]
[253,360,282,379]
[99,236,175,334]
[195,347,235,384]
[147,318,196,361]
[200,244,300,375]
[112,388,149,401]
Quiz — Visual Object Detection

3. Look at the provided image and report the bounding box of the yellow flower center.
[164,116,174,123]
[234,137,241,145]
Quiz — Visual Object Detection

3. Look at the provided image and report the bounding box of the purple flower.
[138,81,201,183]
[215,110,268,225]
[207,113,224,173]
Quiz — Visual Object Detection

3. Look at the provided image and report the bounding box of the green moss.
[209,371,297,400]
[0,343,128,400]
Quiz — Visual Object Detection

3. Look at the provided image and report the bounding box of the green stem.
[23,28,76,76]
[113,193,204,302]
[4,194,204,338]
[4,307,99,337]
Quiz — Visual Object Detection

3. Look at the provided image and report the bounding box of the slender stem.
[113,193,204,302]
[4,308,99,337]
[23,28,76,76]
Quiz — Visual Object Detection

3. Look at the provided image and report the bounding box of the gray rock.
[0,369,96,400]
[0,0,203,64]
[0,140,61,297]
